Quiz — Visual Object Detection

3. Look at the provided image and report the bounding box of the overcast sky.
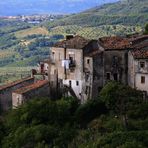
[0,0,119,16]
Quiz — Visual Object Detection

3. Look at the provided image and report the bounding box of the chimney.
[66,35,74,40]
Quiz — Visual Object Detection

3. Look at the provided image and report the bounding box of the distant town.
[0,14,65,24]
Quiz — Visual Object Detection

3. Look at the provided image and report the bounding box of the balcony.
[69,60,76,72]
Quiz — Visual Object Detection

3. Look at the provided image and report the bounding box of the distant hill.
[0,0,118,16]
[48,0,148,27]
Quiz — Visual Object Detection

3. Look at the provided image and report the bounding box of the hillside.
[48,0,148,27]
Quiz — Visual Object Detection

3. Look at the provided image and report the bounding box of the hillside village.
[0,34,148,112]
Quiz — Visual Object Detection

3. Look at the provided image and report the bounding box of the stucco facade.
[49,46,91,101]
[128,51,148,95]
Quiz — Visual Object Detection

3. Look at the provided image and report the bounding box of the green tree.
[100,81,143,128]
[144,23,148,34]
[2,98,78,148]
[75,99,107,127]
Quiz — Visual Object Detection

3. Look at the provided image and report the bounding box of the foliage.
[144,23,148,34]
[2,98,78,148]
[47,0,148,27]
[99,81,143,114]
[0,82,148,147]
[0,119,5,146]
[75,99,107,127]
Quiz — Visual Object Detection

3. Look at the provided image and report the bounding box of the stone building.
[44,35,133,101]
[0,77,34,111]
[84,36,131,98]
[128,35,148,95]
[46,36,102,102]
[32,35,148,102]
[12,80,49,108]
[32,60,50,80]
[98,36,131,85]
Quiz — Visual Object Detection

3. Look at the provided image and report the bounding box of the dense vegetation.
[0,19,64,67]
[47,0,148,27]
[0,81,148,147]
[1,0,147,68]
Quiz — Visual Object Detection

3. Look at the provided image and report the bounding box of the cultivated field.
[0,67,36,85]
[15,27,49,38]
[14,25,142,40]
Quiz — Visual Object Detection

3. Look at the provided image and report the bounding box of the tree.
[2,98,78,147]
[100,81,143,128]
[144,23,148,34]
[75,99,107,127]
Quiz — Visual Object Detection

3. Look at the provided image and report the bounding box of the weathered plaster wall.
[135,73,148,94]
[128,51,135,88]
[0,78,34,111]
[103,50,128,85]
[12,83,50,108]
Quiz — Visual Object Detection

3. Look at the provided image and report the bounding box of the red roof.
[0,77,34,91]
[131,49,148,59]
[99,36,131,50]
[130,35,148,59]
[13,80,49,94]
[53,36,90,49]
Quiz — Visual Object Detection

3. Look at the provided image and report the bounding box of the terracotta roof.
[53,36,90,49]
[131,49,148,59]
[13,80,49,94]
[130,35,148,59]
[0,77,34,91]
[99,36,131,50]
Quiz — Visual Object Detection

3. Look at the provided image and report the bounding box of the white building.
[128,35,148,95]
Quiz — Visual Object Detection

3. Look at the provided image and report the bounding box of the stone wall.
[0,77,34,111]
[103,50,128,85]
[12,82,50,108]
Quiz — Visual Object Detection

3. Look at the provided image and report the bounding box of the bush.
[100,81,143,114]
[75,99,107,127]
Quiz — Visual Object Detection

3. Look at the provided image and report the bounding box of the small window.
[69,80,72,87]
[141,76,145,84]
[76,81,79,86]
[140,62,145,68]
[113,73,118,81]
[17,97,20,105]
[106,73,111,80]
[52,52,55,60]
[87,59,90,64]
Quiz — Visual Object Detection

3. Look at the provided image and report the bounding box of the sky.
[0,0,119,16]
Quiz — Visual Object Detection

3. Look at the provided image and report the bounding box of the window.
[112,56,118,65]
[52,52,55,60]
[113,73,118,81]
[140,62,145,68]
[69,80,72,87]
[87,59,90,64]
[76,81,79,86]
[106,73,111,80]
[141,76,145,84]
[69,54,75,61]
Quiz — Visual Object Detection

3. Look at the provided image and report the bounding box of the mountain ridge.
[47,0,148,27]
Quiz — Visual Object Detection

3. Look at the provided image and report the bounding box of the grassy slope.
[15,25,142,40]
[15,27,49,38]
